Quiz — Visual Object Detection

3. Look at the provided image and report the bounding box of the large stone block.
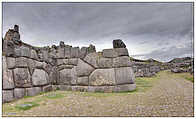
[84,52,99,68]
[88,86,115,93]
[3,90,14,103]
[102,49,118,58]
[32,69,49,86]
[114,84,136,92]
[14,88,25,99]
[97,57,113,68]
[71,47,79,58]
[58,69,72,84]
[113,56,132,68]
[89,68,116,86]
[57,59,68,66]
[3,56,15,89]
[41,50,49,61]
[71,66,77,85]
[76,59,95,76]
[27,59,36,75]
[15,57,28,67]
[115,67,135,85]
[30,49,38,59]
[26,87,42,96]
[14,68,31,87]
[58,85,72,91]
[77,76,89,86]
[57,65,74,71]
[57,47,65,58]
[6,57,15,69]
[72,86,88,92]
[68,58,78,65]
[114,48,129,56]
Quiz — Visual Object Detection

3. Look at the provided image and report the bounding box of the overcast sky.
[2,2,193,62]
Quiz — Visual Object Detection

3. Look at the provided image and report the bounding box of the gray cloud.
[2,2,193,62]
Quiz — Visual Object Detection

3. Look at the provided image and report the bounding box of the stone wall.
[2,25,136,103]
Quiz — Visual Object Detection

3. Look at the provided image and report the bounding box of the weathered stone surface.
[3,56,15,89]
[42,85,53,92]
[57,65,74,71]
[3,90,14,103]
[30,49,38,59]
[97,57,113,68]
[89,68,116,86]
[14,68,31,87]
[58,69,72,85]
[20,46,30,57]
[114,48,129,56]
[27,59,36,75]
[14,47,21,57]
[79,47,87,58]
[76,59,95,76]
[57,47,65,58]
[114,84,136,92]
[64,45,71,58]
[77,77,89,86]
[102,49,118,58]
[35,60,47,69]
[71,47,79,58]
[115,67,135,85]
[113,56,132,68]
[41,50,49,61]
[26,87,42,96]
[88,86,115,93]
[57,59,68,66]
[6,57,15,69]
[5,40,15,57]
[84,52,99,68]
[113,39,126,48]
[71,66,77,85]
[15,57,28,67]
[14,88,25,99]
[3,70,14,89]
[32,69,48,86]
[72,86,88,92]
[68,58,78,65]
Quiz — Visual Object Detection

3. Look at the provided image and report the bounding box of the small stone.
[26,87,42,96]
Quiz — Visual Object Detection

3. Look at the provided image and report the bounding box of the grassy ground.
[2,70,194,117]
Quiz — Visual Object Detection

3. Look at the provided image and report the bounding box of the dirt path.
[3,71,194,117]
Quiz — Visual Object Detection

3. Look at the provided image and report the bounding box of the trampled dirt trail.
[3,71,194,117]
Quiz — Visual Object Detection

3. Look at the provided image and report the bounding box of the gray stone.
[57,47,65,58]
[32,69,48,86]
[6,57,15,69]
[26,87,42,96]
[35,60,46,69]
[14,88,25,99]
[64,45,71,58]
[72,86,88,92]
[42,85,53,92]
[115,67,135,85]
[41,50,49,61]
[71,66,77,85]
[5,40,15,57]
[13,68,31,87]
[14,47,21,57]
[102,49,118,58]
[71,47,79,58]
[49,69,58,84]
[88,86,115,93]
[113,56,132,68]
[58,69,72,84]
[3,90,14,103]
[114,84,136,92]
[84,52,99,68]
[57,65,74,71]
[97,57,113,68]
[27,59,36,75]
[30,49,38,59]
[3,56,15,89]
[77,77,89,86]
[57,59,68,66]
[49,47,57,58]
[79,47,87,58]
[68,58,78,65]
[114,48,129,56]
[76,59,95,76]
[113,39,126,48]
[89,68,116,86]
[15,57,28,67]
[20,46,30,57]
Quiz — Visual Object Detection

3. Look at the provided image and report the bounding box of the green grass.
[185,77,194,82]
[15,102,39,111]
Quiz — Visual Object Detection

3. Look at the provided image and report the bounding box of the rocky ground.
[2,71,193,117]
